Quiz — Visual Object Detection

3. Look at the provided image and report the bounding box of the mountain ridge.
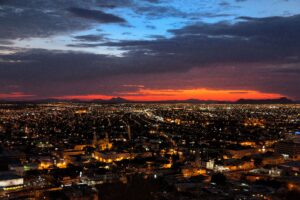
[0,97,298,104]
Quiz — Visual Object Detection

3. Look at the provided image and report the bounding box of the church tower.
[127,125,131,141]
[92,131,98,148]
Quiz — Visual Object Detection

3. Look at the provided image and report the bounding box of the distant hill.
[108,97,131,103]
[90,97,130,104]
[0,97,297,104]
[135,99,227,104]
[235,97,294,104]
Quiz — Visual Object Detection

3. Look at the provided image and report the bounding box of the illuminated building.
[92,152,133,163]
[181,166,206,178]
[268,167,282,177]
[201,159,215,170]
[0,173,24,190]
[239,141,256,147]
[93,132,113,151]
[38,157,53,170]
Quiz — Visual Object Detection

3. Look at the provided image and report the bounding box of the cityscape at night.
[0,103,299,199]
[1,0,300,199]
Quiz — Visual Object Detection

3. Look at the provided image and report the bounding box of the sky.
[0,0,300,101]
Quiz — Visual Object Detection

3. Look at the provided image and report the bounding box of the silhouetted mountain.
[144,99,224,104]
[108,97,131,103]
[235,97,294,104]
[0,97,297,104]
[90,97,131,104]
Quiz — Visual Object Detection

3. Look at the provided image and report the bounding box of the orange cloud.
[56,88,283,101]
[0,92,35,99]
[122,88,282,101]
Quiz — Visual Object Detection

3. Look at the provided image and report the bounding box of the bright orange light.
[122,88,282,101]
[38,162,51,170]
[55,88,283,101]
[56,162,67,169]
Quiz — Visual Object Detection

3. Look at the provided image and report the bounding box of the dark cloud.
[0,0,133,8]
[171,15,300,39]
[68,7,126,23]
[147,35,166,39]
[144,0,162,3]
[0,40,14,45]
[66,43,104,48]
[0,49,114,82]
[0,0,129,40]
[93,0,134,8]
[0,6,84,39]
[105,14,300,66]
[73,34,106,42]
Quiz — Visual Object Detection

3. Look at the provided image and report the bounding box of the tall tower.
[105,132,110,150]
[92,132,98,148]
[127,125,131,141]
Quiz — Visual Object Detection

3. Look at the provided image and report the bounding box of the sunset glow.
[0,92,35,99]
[55,88,283,101]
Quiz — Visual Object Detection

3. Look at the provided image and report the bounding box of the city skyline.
[1,0,300,101]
